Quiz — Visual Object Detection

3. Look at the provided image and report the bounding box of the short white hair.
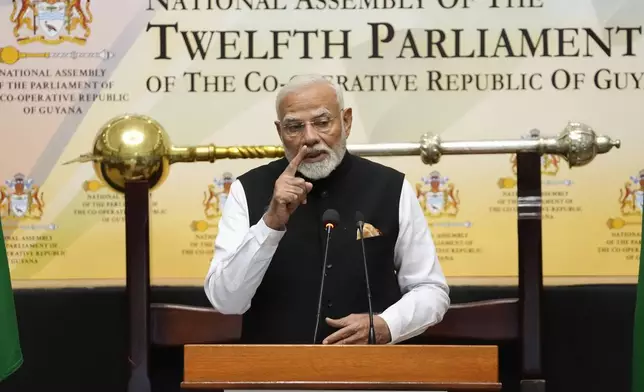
[275,74,344,117]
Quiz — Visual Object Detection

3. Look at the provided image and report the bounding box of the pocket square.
[356,223,382,240]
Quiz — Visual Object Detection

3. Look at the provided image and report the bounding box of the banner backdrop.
[0,0,642,284]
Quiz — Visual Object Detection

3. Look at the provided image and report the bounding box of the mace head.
[558,122,621,167]
[67,114,173,193]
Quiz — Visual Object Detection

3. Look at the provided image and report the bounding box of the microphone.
[355,211,376,345]
[313,208,341,344]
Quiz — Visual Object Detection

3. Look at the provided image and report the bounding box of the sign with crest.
[10,0,93,45]
[606,170,644,230]
[203,172,235,220]
[415,171,460,218]
[619,170,644,217]
[0,173,45,220]
[191,173,236,233]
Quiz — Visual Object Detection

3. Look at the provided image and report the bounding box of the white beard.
[287,127,347,180]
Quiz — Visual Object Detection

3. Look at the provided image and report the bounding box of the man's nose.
[302,123,320,146]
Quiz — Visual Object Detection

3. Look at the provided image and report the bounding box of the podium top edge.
[183,344,499,349]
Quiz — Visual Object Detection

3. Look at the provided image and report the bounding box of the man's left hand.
[323,314,391,345]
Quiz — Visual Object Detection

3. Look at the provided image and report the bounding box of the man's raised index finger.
[285,146,308,174]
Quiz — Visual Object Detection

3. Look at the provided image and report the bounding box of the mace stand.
[125,180,152,392]
[516,152,545,392]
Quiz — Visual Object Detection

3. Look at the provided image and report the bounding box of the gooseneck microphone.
[313,208,341,344]
[355,211,376,345]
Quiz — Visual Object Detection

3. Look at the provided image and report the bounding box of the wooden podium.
[123,152,545,392]
[181,344,500,391]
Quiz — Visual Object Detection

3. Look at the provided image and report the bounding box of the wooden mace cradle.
[123,152,545,392]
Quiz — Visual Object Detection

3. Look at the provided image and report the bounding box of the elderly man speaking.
[204,74,450,345]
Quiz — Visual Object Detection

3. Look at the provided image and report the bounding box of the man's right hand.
[263,146,313,230]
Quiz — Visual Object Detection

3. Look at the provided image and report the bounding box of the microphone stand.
[357,221,376,344]
[313,223,333,344]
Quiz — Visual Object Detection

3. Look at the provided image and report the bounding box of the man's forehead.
[282,107,332,122]
[278,83,339,118]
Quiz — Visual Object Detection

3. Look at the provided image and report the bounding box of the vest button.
[321,191,328,198]
[327,264,333,269]
[327,300,333,308]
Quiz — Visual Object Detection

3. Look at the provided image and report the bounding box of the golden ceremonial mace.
[63,113,620,194]
[61,113,620,392]
[0,46,114,64]
[0,46,49,64]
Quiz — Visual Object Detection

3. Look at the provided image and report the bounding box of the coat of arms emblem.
[0,173,45,220]
[191,173,235,233]
[607,170,644,230]
[10,0,93,45]
[416,171,460,218]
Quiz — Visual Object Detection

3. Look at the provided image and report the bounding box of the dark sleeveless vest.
[237,152,404,344]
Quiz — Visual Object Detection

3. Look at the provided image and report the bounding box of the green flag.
[634,215,644,392]
[0,220,23,382]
